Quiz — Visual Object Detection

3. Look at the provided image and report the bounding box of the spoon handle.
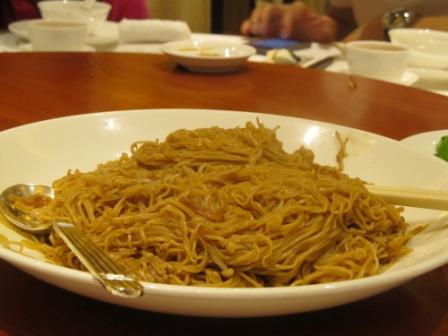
[53,222,143,298]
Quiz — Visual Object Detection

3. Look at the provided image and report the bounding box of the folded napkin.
[264,43,342,68]
[119,19,191,43]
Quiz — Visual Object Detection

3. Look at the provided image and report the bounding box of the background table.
[1,52,448,336]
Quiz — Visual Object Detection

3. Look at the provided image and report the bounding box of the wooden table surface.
[1,52,448,336]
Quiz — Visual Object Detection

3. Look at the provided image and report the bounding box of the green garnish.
[436,135,448,161]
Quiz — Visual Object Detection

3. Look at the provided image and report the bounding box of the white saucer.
[393,70,420,86]
[8,19,119,48]
[8,19,38,40]
[401,130,448,158]
[329,63,419,86]
[161,39,256,73]
[408,67,448,88]
[18,43,95,52]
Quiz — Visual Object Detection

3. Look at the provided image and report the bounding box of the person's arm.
[241,2,346,43]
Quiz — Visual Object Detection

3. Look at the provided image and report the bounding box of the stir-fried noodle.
[14,121,415,287]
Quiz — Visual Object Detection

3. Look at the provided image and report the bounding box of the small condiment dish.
[161,40,256,73]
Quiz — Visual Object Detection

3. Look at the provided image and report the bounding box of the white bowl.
[38,0,111,34]
[389,28,448,69]
[389,28,448,55]
[1,109,448,317]
[161,40,256,73]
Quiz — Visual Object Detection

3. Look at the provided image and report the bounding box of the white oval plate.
[161,40,256,73]
[401,130,448,158]
[1,109,448,317]
[8,19,119,48]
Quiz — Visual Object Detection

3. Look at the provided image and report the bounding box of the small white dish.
[161,39,256,73]
[191,33,247,45]
[401,130,448,158]
[1,109,448,317]
[18,42,95,52]
[8,19,119,48]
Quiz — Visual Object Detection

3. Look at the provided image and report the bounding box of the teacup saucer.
[391,70,419,86]
[408,67,448,88]
[8,19,38,40]
[8,19,119,48]
[328,62,419,86]
[18,43,96,52]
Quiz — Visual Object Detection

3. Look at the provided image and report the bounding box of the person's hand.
[241,2,338,43]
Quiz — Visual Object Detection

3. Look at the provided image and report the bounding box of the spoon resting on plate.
[0,184,143,298]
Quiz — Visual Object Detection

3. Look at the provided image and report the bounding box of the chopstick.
[366,185,448,210]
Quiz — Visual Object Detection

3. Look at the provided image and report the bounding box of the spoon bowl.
[0,184,53,234]
[0,183,144,298]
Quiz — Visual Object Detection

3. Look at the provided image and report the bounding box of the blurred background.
[147,0,328,34]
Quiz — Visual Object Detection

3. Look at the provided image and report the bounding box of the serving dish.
[161,40,256,73]
[401,130,448,159]
[1,108,448,317]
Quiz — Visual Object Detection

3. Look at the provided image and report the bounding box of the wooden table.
[1,52,448,336]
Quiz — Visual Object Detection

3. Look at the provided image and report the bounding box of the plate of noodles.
[1,108,448,317]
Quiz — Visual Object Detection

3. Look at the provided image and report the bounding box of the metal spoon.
[0,184,143,298]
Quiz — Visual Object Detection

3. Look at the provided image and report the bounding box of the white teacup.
[28,19,87,51]
[346,41,409,82]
